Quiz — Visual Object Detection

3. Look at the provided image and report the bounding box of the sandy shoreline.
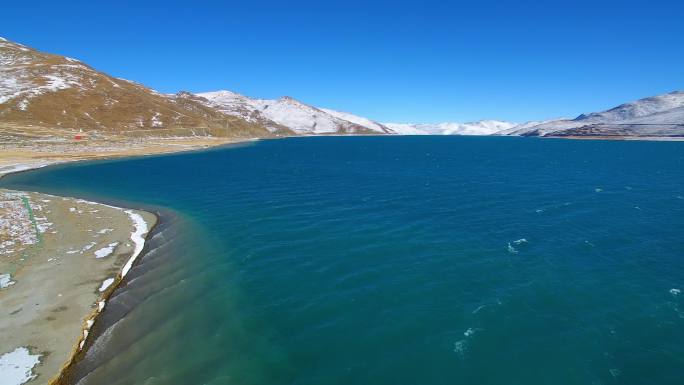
[0,187,157,385]
[0,133,254,385]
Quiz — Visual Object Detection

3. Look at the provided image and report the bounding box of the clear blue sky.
[3,0,683,123]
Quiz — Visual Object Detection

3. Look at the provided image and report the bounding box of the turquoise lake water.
[2,136,684,385]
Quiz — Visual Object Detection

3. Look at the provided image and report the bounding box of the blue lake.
[2,136,683,385]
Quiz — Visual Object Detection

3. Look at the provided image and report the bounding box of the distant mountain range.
[504,91,684,137]
[384,121,518,135]
[1,36,682,138]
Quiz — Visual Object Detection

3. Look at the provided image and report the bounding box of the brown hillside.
[0,37,271,137]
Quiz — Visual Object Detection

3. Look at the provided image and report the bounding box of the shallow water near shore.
[2,136,684,385]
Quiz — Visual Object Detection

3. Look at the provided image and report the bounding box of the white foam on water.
[472,304,487,314]
[513,238,528,245]
[507,243,518,254]
[473,299,502,314]
[464,328,476,337]
[0,347,41,385]
[671,288,681,296]
[453,340,467,358]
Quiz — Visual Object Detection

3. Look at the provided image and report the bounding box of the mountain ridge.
[195,90,390,135]
[384,120,518,136]
[0,38,270,137]
[1,36,681,139]
[507,91,684,137]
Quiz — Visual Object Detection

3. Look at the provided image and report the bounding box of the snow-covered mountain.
[382,123,431,135]
[0,37,269,136]
[576,91,684,123]
[495,119,567,136]
[195,90,391,135]
[506,91,684,137]
[386,91,684,138]
[2,36,681,139]
[320,108,392,134]
[383,120,517,136]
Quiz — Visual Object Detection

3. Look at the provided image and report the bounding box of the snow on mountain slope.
[5,36,679,139]
[199,91,512,136]
[256,96,358,134]
[0,37,269,136]
[196,91,386,135]
[319,108,392,134]
[506,91,684,136]
[383,120,517,135]
[619,105,684,125]
[0,38,91,106]
[437,120,517,135]
[495,119,566,136]
[575,91,684,123]
[382,123,431,135]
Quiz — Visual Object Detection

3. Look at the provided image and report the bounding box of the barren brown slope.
[0,37,272,137]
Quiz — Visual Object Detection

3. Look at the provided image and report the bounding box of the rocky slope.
[195,90,392,135]
[0,37,269,137]
[506,91,684,137]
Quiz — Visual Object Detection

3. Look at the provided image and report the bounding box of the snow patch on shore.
[98,278,115,292]
[0,163,50,178]
[81,241,97,252]
[0,347,41,385]
[94,242,118,258]
[79,331,89,350]
[121,210,148,277]
[0,273,16,289]
[36,221,53,233]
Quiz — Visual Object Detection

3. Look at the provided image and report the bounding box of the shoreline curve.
[0,161,159,385]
